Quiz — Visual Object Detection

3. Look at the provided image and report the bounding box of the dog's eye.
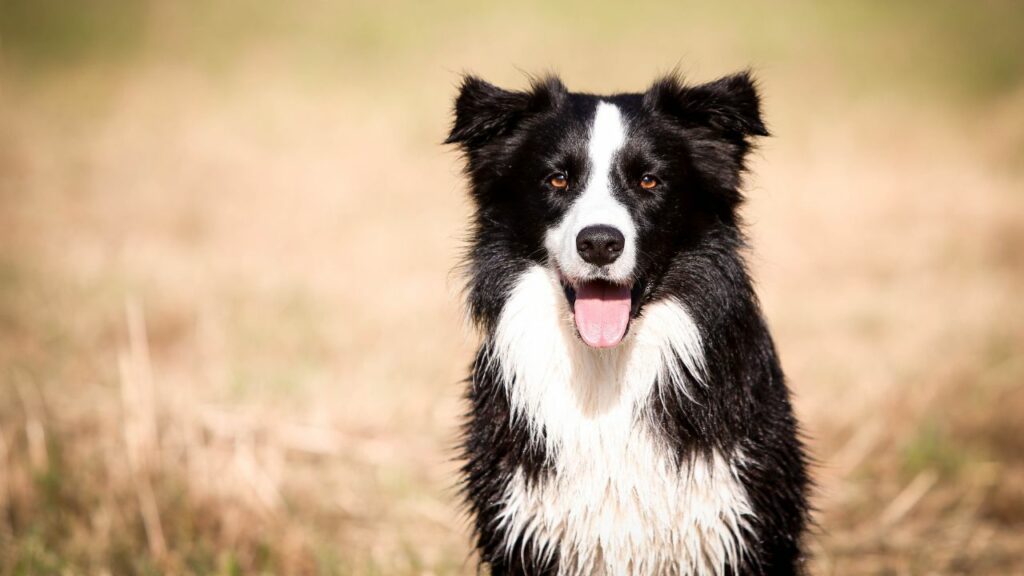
[549,173,569,190]
[639,175,659,190]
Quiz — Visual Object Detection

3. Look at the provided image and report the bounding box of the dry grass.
[1,1,1023,574]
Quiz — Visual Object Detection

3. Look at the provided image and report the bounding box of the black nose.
[576,225,625,266]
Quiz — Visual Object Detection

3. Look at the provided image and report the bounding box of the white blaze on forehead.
[544,102,638,283]
[588,102,626,181]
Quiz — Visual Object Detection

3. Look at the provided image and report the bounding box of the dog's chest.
[492,266,753,575]
[500,424,750,576]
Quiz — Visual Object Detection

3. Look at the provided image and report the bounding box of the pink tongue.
[573,281,632,348]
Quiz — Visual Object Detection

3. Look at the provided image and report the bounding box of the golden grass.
[1,2,1023,574]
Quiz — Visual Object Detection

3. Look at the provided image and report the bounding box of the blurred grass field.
[1,1,1023,574]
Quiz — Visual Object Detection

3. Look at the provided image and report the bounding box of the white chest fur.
[491,266,753,576]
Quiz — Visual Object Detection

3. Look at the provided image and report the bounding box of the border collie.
[446,71,810,576]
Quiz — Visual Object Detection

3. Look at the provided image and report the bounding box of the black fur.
[447,71,810,575]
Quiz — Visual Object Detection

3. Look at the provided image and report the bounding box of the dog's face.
[447,73,766,348]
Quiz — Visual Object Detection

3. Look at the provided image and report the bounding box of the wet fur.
[447,71,810,575]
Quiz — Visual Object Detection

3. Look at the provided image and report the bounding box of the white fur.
[545,102,637,284]
[491,266,753,576]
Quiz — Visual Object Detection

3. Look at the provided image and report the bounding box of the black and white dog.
[446,71,810,575]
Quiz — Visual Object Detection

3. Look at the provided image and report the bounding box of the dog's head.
[447,72,767,348]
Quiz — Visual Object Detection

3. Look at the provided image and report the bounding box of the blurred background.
[1,1,1022,574]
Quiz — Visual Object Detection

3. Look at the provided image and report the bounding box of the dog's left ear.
[644,71,769,140]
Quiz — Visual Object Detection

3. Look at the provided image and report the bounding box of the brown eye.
[640,175,658,190]
[549,173,569,189]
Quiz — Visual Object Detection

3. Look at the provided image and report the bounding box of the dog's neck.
[488,264,752,576]
[491,265,707,429]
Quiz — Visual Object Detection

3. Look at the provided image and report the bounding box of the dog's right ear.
[445,75,565,151]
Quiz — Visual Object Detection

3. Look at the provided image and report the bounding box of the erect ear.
[643,71,769,139]
[445,74,565,150]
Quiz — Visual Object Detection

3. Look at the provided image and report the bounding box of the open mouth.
[561,276,643,348]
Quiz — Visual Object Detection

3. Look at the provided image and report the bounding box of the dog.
[446,71,810,575]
